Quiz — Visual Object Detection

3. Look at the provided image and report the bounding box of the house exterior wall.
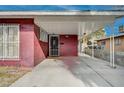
[60,35,78,56]
[0,18,48,67]
[114,36,124,51]
[34,25,48,66]
[20,24,34,67]
[0,18,34,67]
[40,41,48,57]
[105,39,110,50]
[98,36,124,52]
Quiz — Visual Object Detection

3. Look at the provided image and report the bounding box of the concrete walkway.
[10,56,124,87]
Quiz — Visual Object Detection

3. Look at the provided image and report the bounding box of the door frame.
[49,34,60,56]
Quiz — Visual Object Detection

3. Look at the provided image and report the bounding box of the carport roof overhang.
[0,11,123,35]
[0,11,124,16]
[0,11,120,35]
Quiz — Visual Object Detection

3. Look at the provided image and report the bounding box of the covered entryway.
[34,15,115,58]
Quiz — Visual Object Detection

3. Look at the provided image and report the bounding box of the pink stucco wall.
[34,25,48,66]
[20,24,34,67]
[0,18,48,67]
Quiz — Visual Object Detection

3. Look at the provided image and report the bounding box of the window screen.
[0,24,19,59]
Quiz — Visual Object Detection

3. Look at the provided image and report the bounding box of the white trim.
[0,11,124,16]
[40,29,48,42]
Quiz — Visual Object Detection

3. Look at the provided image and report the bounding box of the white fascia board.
[0,11,124,16]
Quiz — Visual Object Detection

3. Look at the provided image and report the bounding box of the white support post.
[110,24,116,68]
[92,40,94,58]
[110,36,112,66]
[78,22,81,56]
[112,34,115,68]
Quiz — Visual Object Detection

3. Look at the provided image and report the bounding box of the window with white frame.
[0,24,19,59]
[40,29,48,42]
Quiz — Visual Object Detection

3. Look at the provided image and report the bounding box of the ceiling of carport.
[38,22,78,35]
[34,15,117,35]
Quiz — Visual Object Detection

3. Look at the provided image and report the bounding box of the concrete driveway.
[10,56,124,87]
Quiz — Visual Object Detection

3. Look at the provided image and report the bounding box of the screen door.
[49,35,59,56]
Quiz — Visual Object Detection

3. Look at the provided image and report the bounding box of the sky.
[104,17,124,37]
[0,5,123,11]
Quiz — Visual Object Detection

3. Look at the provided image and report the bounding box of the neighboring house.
[97,17,124,52]
[97,34,124,52]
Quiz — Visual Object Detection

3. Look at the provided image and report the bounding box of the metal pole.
[92,40,94,58]
[112,34,115,68]
[110,36,112,66]
[78,23,81,55]
[111,24,116,68]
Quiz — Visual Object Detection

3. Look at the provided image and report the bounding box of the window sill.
[0,58,20,61]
